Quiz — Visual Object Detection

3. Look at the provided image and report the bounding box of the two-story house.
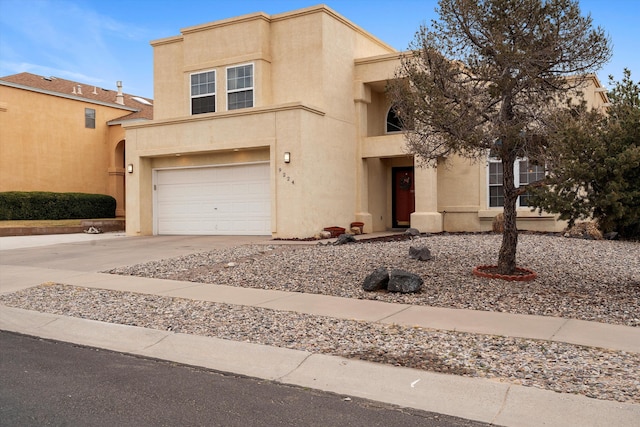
[0,73,153,216]
[124,5,608,238]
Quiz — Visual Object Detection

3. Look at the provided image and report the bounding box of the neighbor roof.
[0,72,153,121]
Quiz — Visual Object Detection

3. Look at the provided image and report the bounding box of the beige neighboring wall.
[0,85,124,196]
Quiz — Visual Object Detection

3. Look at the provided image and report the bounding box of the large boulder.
[492,213,504,233]
[404,228,421,237]
[409,246,432,261]
[362,267,389,291]
[387,269,423,293]
[564,222,603,240]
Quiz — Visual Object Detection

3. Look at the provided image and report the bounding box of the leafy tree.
[387,0,611,274]
[529,69,640,238]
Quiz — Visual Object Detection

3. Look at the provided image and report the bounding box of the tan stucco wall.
[130,5,610,238]
[128,5,396,237]
[126,103,361,238]
[0,85,128,213]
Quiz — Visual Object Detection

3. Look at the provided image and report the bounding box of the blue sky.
[1,0,638,99]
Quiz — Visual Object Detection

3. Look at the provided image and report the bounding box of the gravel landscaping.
[1,233,638,404]
[106,233,640,327]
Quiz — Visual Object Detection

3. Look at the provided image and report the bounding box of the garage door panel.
[156,164,270,235]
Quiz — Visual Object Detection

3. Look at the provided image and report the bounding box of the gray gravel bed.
[104,234,640,327]
[1,283,638,404]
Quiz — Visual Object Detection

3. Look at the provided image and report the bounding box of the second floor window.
[227,64,253,110]
[386,107,402,133]
[191,71,216,115]
[85,108,95,129]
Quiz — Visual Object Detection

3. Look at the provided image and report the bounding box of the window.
[386,107,403,133]
[85,108,95,129]
[191,71,216,114]
[488,161,504,207]
[488,157,545,207]
[227,64,253,110]
[518,159,545,206]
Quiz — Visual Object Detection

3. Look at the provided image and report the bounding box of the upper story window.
[191,70,216,115]
[227,64,254,110]
[386,107,403,133]
[488,157,545,207]
[85,108,95,129]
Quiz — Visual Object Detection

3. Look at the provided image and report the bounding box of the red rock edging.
[472,265,537,282]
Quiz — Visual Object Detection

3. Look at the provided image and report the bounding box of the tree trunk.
[498,156,518,274]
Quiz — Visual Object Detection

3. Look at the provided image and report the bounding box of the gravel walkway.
[1,234,638,404]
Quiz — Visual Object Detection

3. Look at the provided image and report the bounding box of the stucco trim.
[150,34,183,47]
[136,139,274,158]
[152,5,396,54]
[124,102,325,129]
[477,209,556,219]
[355,52,405,65]
[184,55,272,73]
[180,12,271,35]
[271,5,396,52]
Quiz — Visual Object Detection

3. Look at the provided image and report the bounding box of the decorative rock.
[404,228,421,237]
[334,234,356,245]
[350,227,362,235]
[409,246,432,261]
[492,213,504,233]
[84,226,102,234]
[604,232,619,240]
[362,267,389,291]
[387,269,423,293]
[319,231,332,239]
[563,222,603,240]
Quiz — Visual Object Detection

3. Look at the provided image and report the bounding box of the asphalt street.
[0,331,490,427]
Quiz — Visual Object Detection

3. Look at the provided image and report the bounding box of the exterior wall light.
[127,164,134,173]
[284,152,291,163]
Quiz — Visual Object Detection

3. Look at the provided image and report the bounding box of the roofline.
[0,80,139,112]
[152,4,396,53]
[107,117,151,126]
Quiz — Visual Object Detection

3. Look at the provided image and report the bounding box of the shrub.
[0,192,116,220]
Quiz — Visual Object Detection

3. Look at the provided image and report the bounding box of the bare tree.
[388,0,611,274]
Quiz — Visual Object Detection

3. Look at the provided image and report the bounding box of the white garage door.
[155,163,270,235]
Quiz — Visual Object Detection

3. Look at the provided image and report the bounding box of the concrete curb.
[2,305,638,427]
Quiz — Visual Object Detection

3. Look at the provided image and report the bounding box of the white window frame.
[190,70,216,115]
[226,63,254,111]
[385,106,403,134]
[487,157,545,208]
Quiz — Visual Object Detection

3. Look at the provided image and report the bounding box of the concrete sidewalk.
[1,233,639,426]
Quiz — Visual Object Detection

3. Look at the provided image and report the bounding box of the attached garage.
[154,162,271,235]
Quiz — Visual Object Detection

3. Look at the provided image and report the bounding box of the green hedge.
[0,192,116,220]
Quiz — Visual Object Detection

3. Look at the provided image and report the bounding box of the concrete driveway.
[0,233,272,272]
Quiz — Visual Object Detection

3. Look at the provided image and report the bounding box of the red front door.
[392,167,415,228]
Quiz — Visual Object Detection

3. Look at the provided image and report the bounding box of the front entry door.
[392,167,415,228]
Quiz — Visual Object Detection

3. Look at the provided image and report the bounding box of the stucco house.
[124,4,608,238]
[0,73,153,217]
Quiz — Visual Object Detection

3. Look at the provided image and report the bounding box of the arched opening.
[386,106,403,133]
[110,140,126,216]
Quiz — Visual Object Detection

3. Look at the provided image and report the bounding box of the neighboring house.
[124,5,608,238]
[0,73,153,217]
